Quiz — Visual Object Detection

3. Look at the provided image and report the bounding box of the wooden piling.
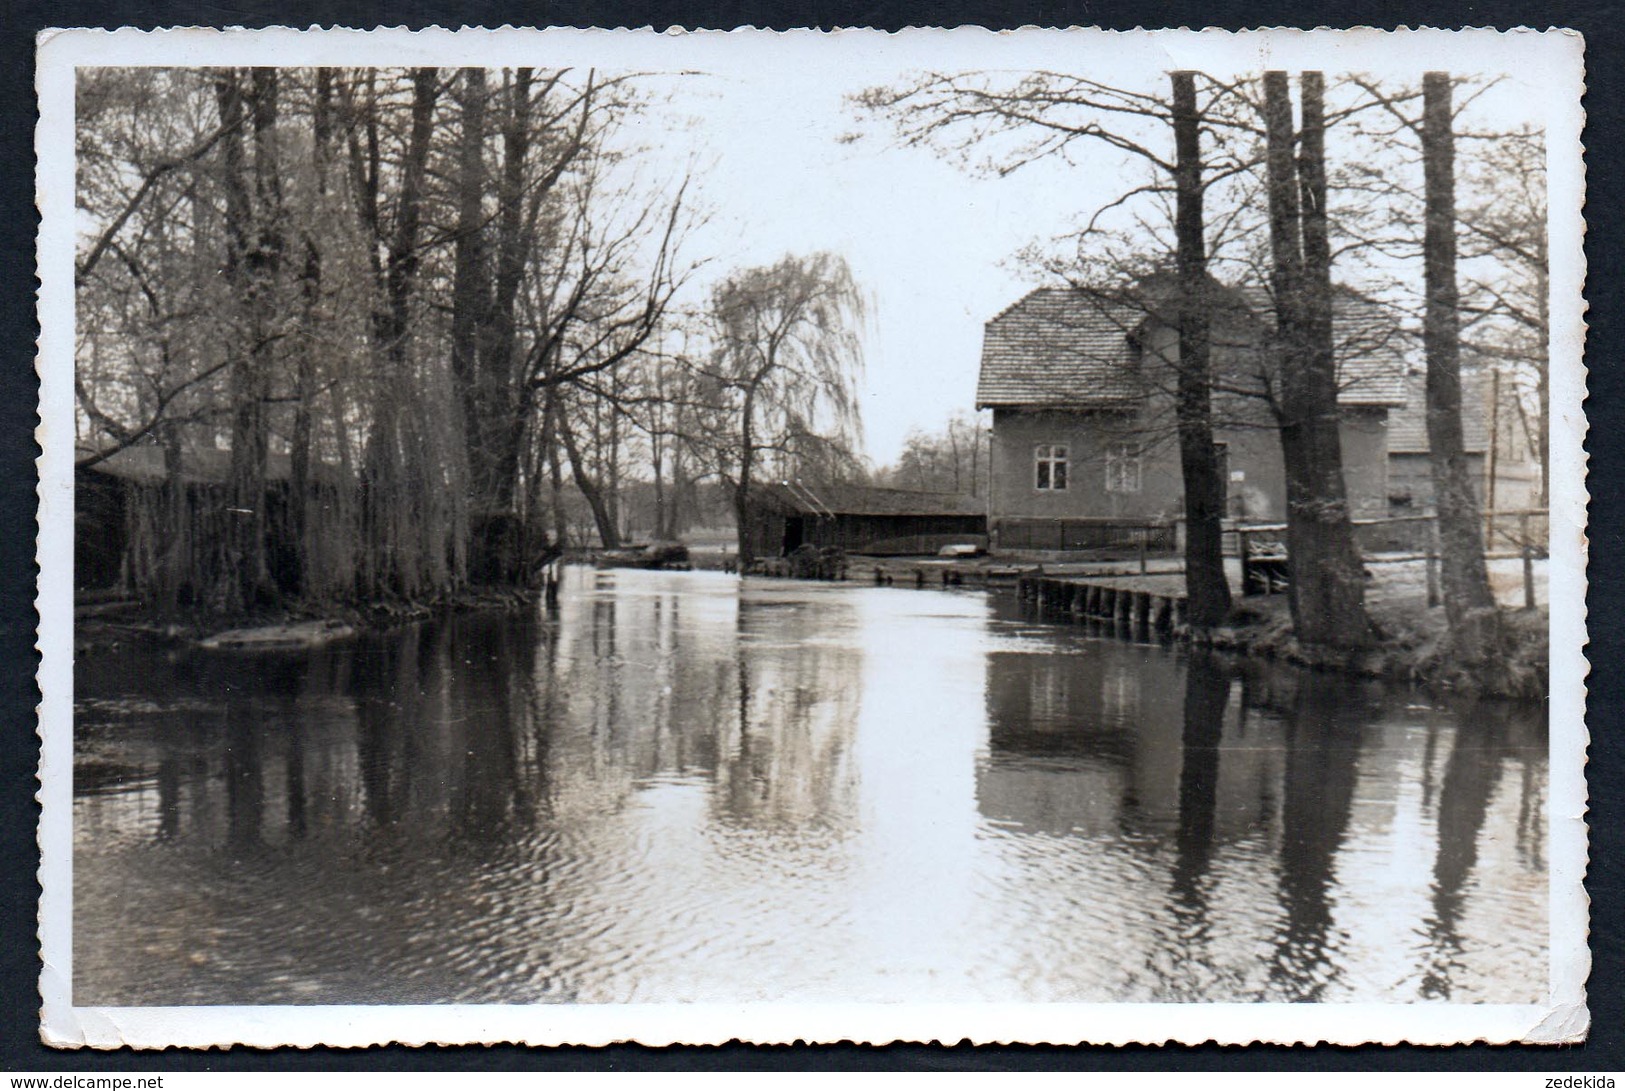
[1523,542,1536,610]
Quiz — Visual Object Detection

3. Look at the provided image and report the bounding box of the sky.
[594,29,1567,468]
[52,27,1576,470]
[639,60,1146,468]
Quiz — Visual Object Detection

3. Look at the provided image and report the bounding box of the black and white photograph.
[34,26,1588,1048]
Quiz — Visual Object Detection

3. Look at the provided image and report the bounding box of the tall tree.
[1170,70,1232,629]
[1260,71,1375,648]
[1458,125,1549,505]
[859,70,1239,627]
[1421,72,1498,646]
[213,67,280,611]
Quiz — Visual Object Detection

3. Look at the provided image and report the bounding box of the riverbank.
[73,586,542,656]
[1202,597,1549,701]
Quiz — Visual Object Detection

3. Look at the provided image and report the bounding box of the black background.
[3,0,1618,1072]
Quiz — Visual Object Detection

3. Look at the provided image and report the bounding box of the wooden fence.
[1235,509,1548,608]
[995,518,1177,555]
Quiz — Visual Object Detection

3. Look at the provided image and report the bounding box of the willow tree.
[706,253,866,564]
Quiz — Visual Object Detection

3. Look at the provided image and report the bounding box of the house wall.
[740,503,789,561]
[988,405,1392,541]
[1340,408,1390,519]
[1388,452,1498,513]
[989,407,1184,526]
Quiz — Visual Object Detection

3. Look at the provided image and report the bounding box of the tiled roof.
[1387,369,1492,454]
[751,482,985,518]
[1234,286,1411,407]
[975,288,1146,409]
[978,283,1409,410]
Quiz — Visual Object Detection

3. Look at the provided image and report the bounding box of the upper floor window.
[1035,443,1069,490]
[1105,442,1142,494]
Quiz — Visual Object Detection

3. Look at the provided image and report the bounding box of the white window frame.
[1034,443,1069,491]
[1105,442,1142,494]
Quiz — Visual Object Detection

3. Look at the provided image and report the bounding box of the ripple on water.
[72,570,1549,1007]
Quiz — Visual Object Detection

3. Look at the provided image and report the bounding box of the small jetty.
[862,558,1027,589]
[1017,571,1189,639]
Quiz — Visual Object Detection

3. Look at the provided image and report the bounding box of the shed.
[740,483,987,559]
[1386,367,1539,516]
[75,442,343,600]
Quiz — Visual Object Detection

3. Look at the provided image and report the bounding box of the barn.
[739,483,987,559]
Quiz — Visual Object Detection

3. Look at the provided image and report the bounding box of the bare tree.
[1260,70,1375,648]
[882,412,987,496]
[1458,125,1548,505]
[1421,72,1498,649]
[858,70,1243,626]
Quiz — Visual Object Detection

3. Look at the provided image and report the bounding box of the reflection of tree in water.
[345,616,545,844]
[1267,673,1367,1002]
[715,596,863,829]
[1164,650,1233,997]
[1419,701,1508,1000]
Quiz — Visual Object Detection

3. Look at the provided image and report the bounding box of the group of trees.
[876,413,988,497]
[76,66,868,610]
[862,67,1547,659]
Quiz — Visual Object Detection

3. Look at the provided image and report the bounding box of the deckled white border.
[35,25,1589,1049]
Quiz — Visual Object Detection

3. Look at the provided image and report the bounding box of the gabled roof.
[975,288,1145,410]
[1387,369,1492,454]
[977,283,1409,411]
[750,482,985,518]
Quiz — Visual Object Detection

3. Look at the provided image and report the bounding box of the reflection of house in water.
[976,646,1186,837]
[975,647,1296,847]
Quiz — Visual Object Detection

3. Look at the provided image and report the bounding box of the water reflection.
[74,568,1547,1006]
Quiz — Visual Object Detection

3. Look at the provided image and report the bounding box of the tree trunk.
[1263,71,1375,648]
[1422,72,1497,649]
[214,68,274,612]
[1537,264,1551,506]
[544,391,570,549]
[451,68,491,508]
[733,387,759,565]
[1170,71,1232,630]
[482,68,535,516]
[362,67,439,597]
[557,403,621,549]
[291,67,332,599]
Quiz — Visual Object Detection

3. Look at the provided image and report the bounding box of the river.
[73,567,1548,1006]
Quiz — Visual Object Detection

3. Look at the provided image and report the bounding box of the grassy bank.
[1205,597,1548,701]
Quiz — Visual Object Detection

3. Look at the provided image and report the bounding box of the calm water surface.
[74,568,1547,1005]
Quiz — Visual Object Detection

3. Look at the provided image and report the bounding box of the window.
[1105,442,1142,494]
[1035,444,1069,490]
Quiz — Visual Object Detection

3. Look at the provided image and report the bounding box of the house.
[975,282,1408,552]
[1386,367,1540,516]
[739,482,986,559]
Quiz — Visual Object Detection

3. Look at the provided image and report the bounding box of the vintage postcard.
[35,26,1588,1048]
